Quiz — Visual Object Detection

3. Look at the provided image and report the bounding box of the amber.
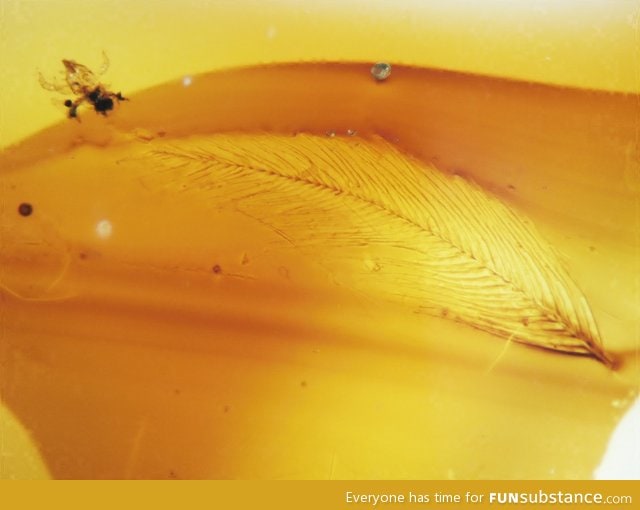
[0,63,638,479]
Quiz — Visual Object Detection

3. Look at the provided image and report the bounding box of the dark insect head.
[64,99,73,108]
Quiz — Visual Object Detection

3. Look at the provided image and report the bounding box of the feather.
[147,133,615,366]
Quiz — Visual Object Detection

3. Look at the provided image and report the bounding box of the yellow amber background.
[1,0,639,479]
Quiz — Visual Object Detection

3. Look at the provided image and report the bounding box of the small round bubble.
[96,219,113,239]
[371,62,391,82]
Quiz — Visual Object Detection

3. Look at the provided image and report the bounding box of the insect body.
[39,52,128,119]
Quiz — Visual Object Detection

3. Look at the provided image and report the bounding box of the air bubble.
[611,399,626,409]
[266,25,277,39]
[371,62,391,82]
[96,219,113,239]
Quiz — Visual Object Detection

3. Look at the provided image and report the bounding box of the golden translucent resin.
[1,63,638,479]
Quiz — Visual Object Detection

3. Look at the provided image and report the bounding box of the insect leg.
[66,97,86,120]
[109,91,128,102]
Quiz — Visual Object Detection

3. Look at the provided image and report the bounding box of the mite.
[39,52,128,119]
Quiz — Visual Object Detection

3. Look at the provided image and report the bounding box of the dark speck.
[79,252,88,260]
[18,203,33,216]
[223,405,230,413]
[212,264,222,274]
[300,380,307,388]
[507,184,516,191]
[589,246,596,252]
[522,317,529,327]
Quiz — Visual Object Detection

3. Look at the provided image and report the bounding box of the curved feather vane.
[147,133,614,366]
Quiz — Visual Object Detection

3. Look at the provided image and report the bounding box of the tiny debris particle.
[278,266,290,279]
[133,128,156,142]
[346,129,357,136]
[212,264,222,274]
[300,380,307,388]
[371,62,392,81]
[363,258,381,272]
[223,405,230,413]
[326,130,336,138]
[18,203,33,216]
